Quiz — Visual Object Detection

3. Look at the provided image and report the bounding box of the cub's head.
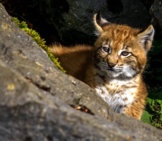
[93,13,154,79]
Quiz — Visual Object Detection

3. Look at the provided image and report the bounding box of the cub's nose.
[108,63,116,68]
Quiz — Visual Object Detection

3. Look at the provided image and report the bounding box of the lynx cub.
[50,13,154,119]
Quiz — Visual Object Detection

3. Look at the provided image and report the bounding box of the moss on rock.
[13,17,65,72]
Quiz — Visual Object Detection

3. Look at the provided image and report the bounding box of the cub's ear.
[137,25,155,52]
[93,12,110,35]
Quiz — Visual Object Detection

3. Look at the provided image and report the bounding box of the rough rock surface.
[150,0,162,36]
[61,0,150,45]
[0,3,162,141]
[0,0,152,45]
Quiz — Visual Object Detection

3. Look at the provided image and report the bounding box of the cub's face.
[93,13,154,79]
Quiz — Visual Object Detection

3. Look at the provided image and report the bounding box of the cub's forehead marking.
[102,41,110,47]
[100,29,136,51]
[109,40,124,51]
[112,29,135,43]
[102,40,110,45]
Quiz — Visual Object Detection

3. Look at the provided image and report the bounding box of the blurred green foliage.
[13,17,65,72]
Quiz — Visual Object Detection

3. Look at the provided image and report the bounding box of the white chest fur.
[95,76,137,113]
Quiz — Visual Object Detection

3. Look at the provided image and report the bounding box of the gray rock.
[150,0,162,35]
[0,3,109,118]
[0,3,162,141]
[60,0,150,44]
[0,60,162,141]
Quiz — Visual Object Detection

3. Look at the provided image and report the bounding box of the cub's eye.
[101,46,111,53]
[120,51,131,57]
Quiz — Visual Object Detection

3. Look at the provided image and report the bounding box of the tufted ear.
[137,25,155,52]
[93,12,110,35]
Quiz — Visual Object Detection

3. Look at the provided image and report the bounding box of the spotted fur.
[50,13,154,119]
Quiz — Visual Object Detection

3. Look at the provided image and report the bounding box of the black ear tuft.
[93,12,110,34]
[96,11,101,25]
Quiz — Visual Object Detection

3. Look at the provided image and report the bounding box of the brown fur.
[50,14,154,119]
[50,45,94,81]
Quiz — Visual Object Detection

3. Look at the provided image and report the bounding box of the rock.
[0,61,162,141]
[1,0,151,45]
[150,0,162,37]
[0,3,162,141]
[0,2,109,118]
[61,0,151,45]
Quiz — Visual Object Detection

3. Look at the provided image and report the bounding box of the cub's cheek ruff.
[122,65,138,78]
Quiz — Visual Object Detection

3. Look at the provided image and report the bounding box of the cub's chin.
[105,68,138,79]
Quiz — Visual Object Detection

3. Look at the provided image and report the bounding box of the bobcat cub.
[50,13,154,119]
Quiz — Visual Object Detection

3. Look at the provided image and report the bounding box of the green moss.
[13,17,65,72]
